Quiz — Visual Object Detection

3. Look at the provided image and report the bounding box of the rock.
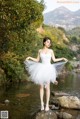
[50,97,60,105]
[16,93,30,98]
[77,114,80,119]
[57,96,80,109]
[51,91,70,97]
[59,112,73,119]
[35,110,57,119]
[51,105,59,110]
[4,99,10,105]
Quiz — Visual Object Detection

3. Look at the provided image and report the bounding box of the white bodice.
[40,53,52,64]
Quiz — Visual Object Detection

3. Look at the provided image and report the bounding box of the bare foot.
[41,102,44,111]
[45,106,49,111]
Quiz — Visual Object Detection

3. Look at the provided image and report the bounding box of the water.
[52,72,80,98]
[0,72,80,119]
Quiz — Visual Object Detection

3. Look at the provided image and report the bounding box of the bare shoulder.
[49,49,54,53]
[38,49,42,53]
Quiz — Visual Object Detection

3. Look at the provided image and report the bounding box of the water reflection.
[52,73,80,98]
[0,73,80,119]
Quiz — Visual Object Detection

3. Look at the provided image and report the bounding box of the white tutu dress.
[24,52,67,85]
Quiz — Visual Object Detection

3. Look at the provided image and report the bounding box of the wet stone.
[4,99,10,105]
[77,114,80,119]
[51,105,59,110]
[35,110,57,119]
[57,96,80,109]
[58,112,73,119]
[51,91,70,97]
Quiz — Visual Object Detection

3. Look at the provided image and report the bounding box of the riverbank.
[0,73,80,119]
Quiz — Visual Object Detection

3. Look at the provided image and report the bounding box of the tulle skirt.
[24,60,67,85]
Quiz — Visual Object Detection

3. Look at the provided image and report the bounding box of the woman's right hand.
[63,58,68,62]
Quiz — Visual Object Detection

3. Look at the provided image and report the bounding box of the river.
[0,72,80,119]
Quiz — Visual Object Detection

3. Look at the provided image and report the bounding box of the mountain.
[44,6,80,30]
[74,9,80,15]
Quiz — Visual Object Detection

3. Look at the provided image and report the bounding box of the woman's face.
[44,39,51,48]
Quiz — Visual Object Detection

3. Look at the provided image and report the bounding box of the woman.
[24,37,68,111]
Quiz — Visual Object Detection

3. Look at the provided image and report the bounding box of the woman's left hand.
[26,57,30,61]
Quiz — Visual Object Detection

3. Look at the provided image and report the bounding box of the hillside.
[66,27,80,60]
[44,6,80,30]
[36,25,78,60]
[67,27,80,39]
[41,25,69,46]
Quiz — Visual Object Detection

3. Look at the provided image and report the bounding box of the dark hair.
[43,37,52,46]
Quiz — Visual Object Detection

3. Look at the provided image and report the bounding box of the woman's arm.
[51,50,68,62]
[26,50,40,62]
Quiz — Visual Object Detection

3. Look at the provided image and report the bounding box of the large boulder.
[57,96,80,109]
[35,110,57,119]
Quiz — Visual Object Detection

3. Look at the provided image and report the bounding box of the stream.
[0,72,80,119]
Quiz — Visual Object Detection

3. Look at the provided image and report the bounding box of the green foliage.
[43,25,67,46]
[0,68,6,84]
[54,45,76,59]
[65,62,73,71]
[67,27,80,43]
[0,0,44,30]
[0,0,78,83]
[42,25,76,60]
[57,26,66,33]
[1,52,24,81]
[67,27,80,39]
[70,36,78,44]
[0,0,44,52]
[0,0,44,82]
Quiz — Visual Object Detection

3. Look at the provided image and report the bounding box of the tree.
[71,36,78,44]
[0,0,44,82]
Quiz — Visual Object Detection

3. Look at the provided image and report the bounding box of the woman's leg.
[40,84,44,110]
[45,83,50,111]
